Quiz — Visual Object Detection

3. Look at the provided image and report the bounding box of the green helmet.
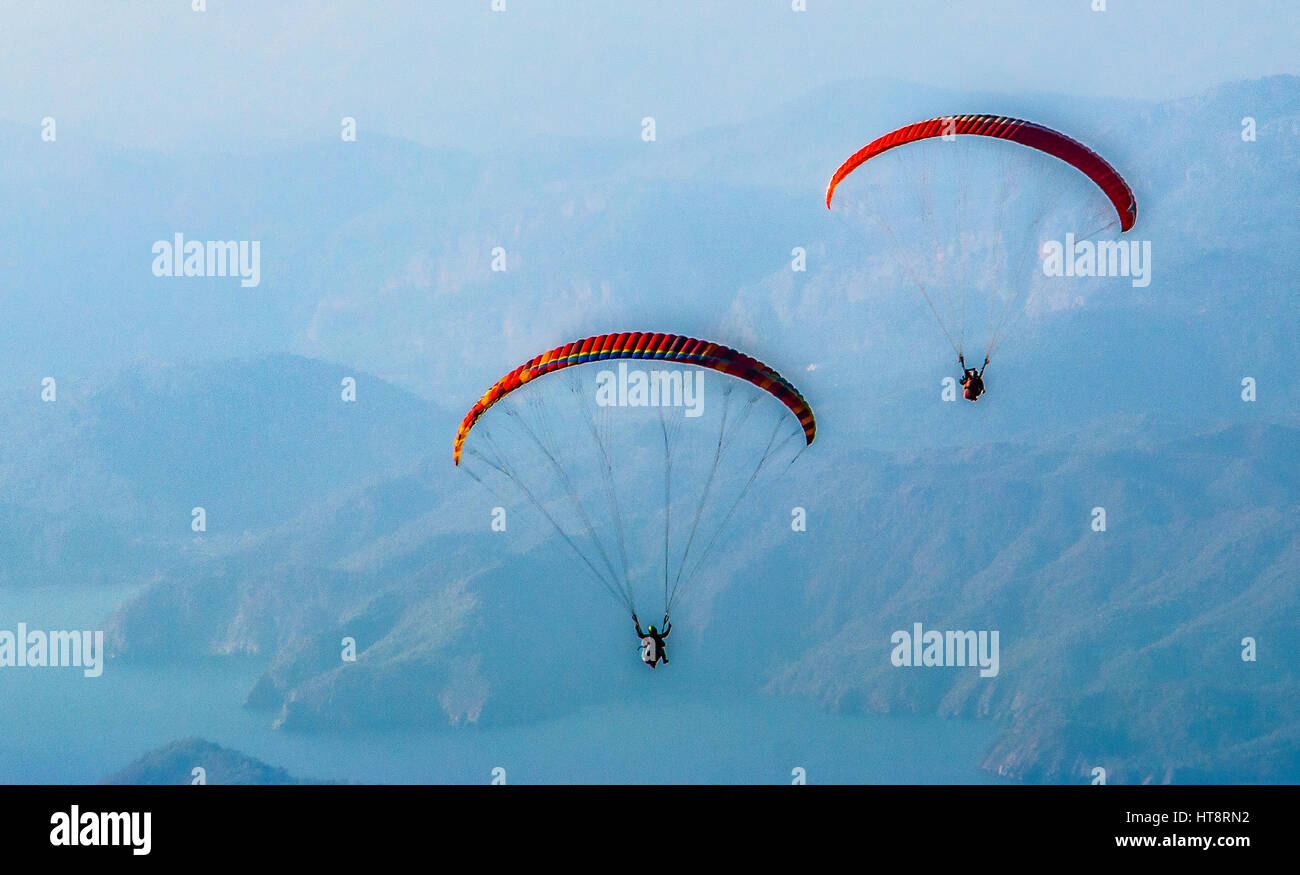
[648,625,657,634]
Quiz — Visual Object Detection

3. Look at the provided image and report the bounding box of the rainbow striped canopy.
[454,331,816,464]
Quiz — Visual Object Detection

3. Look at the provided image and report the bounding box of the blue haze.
[0,4,1296,784]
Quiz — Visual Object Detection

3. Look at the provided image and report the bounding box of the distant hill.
[765,421,1300,784]
[102,738,316,785]
[0,354,447,586]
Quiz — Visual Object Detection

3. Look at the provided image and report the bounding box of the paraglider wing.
[825,114,1137,232]
[453,331,816,465]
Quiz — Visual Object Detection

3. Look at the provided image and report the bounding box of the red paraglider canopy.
[826,114,1136,232]
[454,331,816,465]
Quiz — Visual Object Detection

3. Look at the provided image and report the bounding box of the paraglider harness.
[633,613,671,668]
[959,355,988,401]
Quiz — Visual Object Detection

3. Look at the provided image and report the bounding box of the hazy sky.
[4,1,1296,150]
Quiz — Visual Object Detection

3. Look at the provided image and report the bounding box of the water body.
[0,587,999,785]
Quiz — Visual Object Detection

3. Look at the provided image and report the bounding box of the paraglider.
[826,114,1138,396]
[958,355,987,402]
[455,332,815,667]
[634,613,672,669]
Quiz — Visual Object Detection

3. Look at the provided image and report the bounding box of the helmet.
[648,625,657,634]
